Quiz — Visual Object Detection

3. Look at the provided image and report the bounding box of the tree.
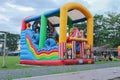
[74,21,87,35]
[104,12,120,47]
[6,33,20,51]
[0,33,20,51]
[94,14,106,46]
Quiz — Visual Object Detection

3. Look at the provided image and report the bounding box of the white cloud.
[0,0,120,34]
[52,0,88,6]
[0,14,9,22]
[52,0,59,4]
[83,0,120,14]
[5,2,35,12]
[83,0,109,14]
[0,7,6,12]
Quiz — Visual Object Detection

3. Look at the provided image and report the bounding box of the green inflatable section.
[39,15,47,49]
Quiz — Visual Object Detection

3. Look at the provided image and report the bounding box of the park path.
[0,62,120,80]
[15,67,120,80]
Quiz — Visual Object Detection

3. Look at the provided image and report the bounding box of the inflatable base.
[20,58,94,66]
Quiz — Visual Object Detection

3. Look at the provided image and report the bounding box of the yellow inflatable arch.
[59,2,93,45]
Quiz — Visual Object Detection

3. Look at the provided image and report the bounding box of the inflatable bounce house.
[118,46,120,59]
[20,2,94,65]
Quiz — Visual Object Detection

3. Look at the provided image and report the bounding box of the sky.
[0,0,120,34]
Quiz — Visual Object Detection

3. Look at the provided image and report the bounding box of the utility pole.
[0,31,7,68]
[2,33,7,68]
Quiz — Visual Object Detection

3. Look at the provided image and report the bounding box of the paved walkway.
[0,62,120,80]
[15,67,120,80]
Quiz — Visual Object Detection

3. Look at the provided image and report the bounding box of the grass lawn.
[0,56,119,70]
[95,60,120,64]
[95,58,120,64]
[0,56,37,70]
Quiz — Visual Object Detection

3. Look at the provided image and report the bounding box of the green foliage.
[6,33,20,51]
[74,21,87,35]
[0,33,20,51]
